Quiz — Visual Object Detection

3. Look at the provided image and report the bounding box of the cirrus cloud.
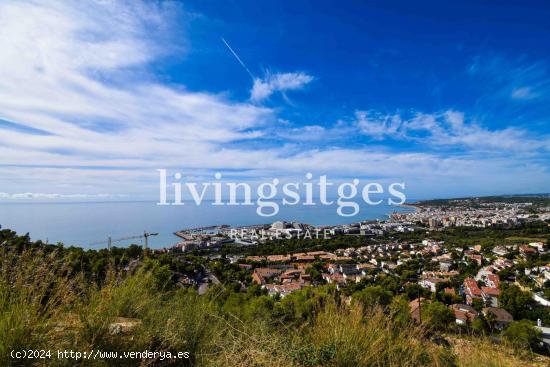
[251,71,314,102]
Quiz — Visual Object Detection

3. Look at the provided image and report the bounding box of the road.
[197,265,221,295]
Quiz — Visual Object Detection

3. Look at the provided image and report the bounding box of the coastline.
[0,201,411,249]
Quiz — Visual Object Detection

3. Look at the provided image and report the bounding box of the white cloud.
[354,109,549,153]
[0,1,548,200]
[274,122,354,142]
[468,55,549,103]
[511,87,537,100]
[1,192,116,200]
[356,111,403,140]
[251,72,313,102]
[0,1,273,167]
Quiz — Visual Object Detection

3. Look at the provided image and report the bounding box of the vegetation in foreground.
[1,229,548,366]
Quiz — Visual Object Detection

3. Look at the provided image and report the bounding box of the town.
[161,196,550,349]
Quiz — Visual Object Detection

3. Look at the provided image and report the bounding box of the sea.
[0,201,416,249]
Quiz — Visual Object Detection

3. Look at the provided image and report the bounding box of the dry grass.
[1,248,547,367]
[449,336,550,367]
[204,314,297,367]
[0,249,84,365]
[303,303,456,367]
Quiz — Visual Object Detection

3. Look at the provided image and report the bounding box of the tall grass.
[302,303,456,367]
[0,249,83,365]
[1,248,547,366]
[450,336,546,367]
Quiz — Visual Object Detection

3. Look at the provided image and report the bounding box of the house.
[356,263,376,271]
[252,268,282,285]
[492,246,509,256]
[308,251,332,257]
[340,264,360,275]
[280,269,304,283]
[266,254,291,262]
[450,304,479,325]
[439,261,453,272]
[463,278,482,305]
[335,256,353,262]
[327,263,339,274]
[294,254,315,262]
[322,272,345,286]
[466,254,483,265]
[422,270,459,280]
[264,282,303,297]
[483,307,513,330]
[493,257,513,269]
[485,274,500,288]
[409,298,428,323]
[299,273,312,283]
[529,242,546,252]
[520,245,537,257]
[475,266,496,281]
[339,264,365,283]
[419,277,446,293]
[481,286,500,307]
[319,253,338,261]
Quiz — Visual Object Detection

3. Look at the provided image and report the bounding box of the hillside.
[1,230,549,366]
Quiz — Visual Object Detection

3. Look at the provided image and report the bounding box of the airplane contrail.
[221,37,255,80]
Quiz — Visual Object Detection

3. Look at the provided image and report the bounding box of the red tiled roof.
[487,274,500,288]
[254,268,282,277]
[294,254,315,261]
[450,303,478,322]
[481,286,500,297]
[464,278,482,297]
[266,255,291,262]
[520,245,537,254]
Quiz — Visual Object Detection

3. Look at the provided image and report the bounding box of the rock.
[108,317,141,335]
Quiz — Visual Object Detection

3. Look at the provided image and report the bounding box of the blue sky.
[0,0,549,201]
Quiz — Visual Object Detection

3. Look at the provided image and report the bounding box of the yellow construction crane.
[89,231,158,252]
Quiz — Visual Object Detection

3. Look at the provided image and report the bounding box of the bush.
[502,320,542,349]
[421,301,454,331]
[303,303,456,366]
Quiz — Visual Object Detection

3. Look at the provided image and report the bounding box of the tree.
[389,294,412,326]
[244,295,275,321]
[305,262,324,283]
[404,283,429,301]
[437,290,461,305]
[352,286,393,310]
[471,315,489,335]
[499,284,534,319]
[471,298,484,312]
[502,320,542,349]
[421,301,454,331]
